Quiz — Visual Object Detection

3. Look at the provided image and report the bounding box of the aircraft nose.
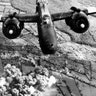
[48,43,54,48]
[46,42,57,51]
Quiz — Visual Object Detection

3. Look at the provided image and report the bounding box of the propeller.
[2,14,24,39]
[65,7,90,33]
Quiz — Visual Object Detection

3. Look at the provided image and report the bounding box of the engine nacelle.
[65,11,89,33]
[2,17,24,39]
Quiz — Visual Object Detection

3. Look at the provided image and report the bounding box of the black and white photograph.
[0,0,96,96]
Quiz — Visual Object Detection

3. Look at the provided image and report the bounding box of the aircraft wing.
[51,8,96,22]
[0,13,38,23]
[51,7,90,33]
[51,11,74,21]
[1,11,74,23]
[0,13,39,39]
[15,14,38,23]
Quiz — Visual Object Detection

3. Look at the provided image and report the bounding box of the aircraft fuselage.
[36,1,57,54]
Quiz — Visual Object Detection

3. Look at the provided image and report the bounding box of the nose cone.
[46,42,57,54]
[41,41,57,55]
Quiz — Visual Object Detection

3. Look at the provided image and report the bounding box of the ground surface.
[0,0,96,96]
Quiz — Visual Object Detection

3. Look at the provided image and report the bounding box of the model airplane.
[0,0,95,54]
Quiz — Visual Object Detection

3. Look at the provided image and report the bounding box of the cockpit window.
[42,15,50,24]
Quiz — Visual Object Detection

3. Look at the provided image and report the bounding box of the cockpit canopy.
[42,15,50,24]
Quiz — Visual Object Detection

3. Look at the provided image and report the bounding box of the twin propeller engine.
[65,7,89,33]
[1,5,91,54]
[2,8,89,40]
[2,13,24,39]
